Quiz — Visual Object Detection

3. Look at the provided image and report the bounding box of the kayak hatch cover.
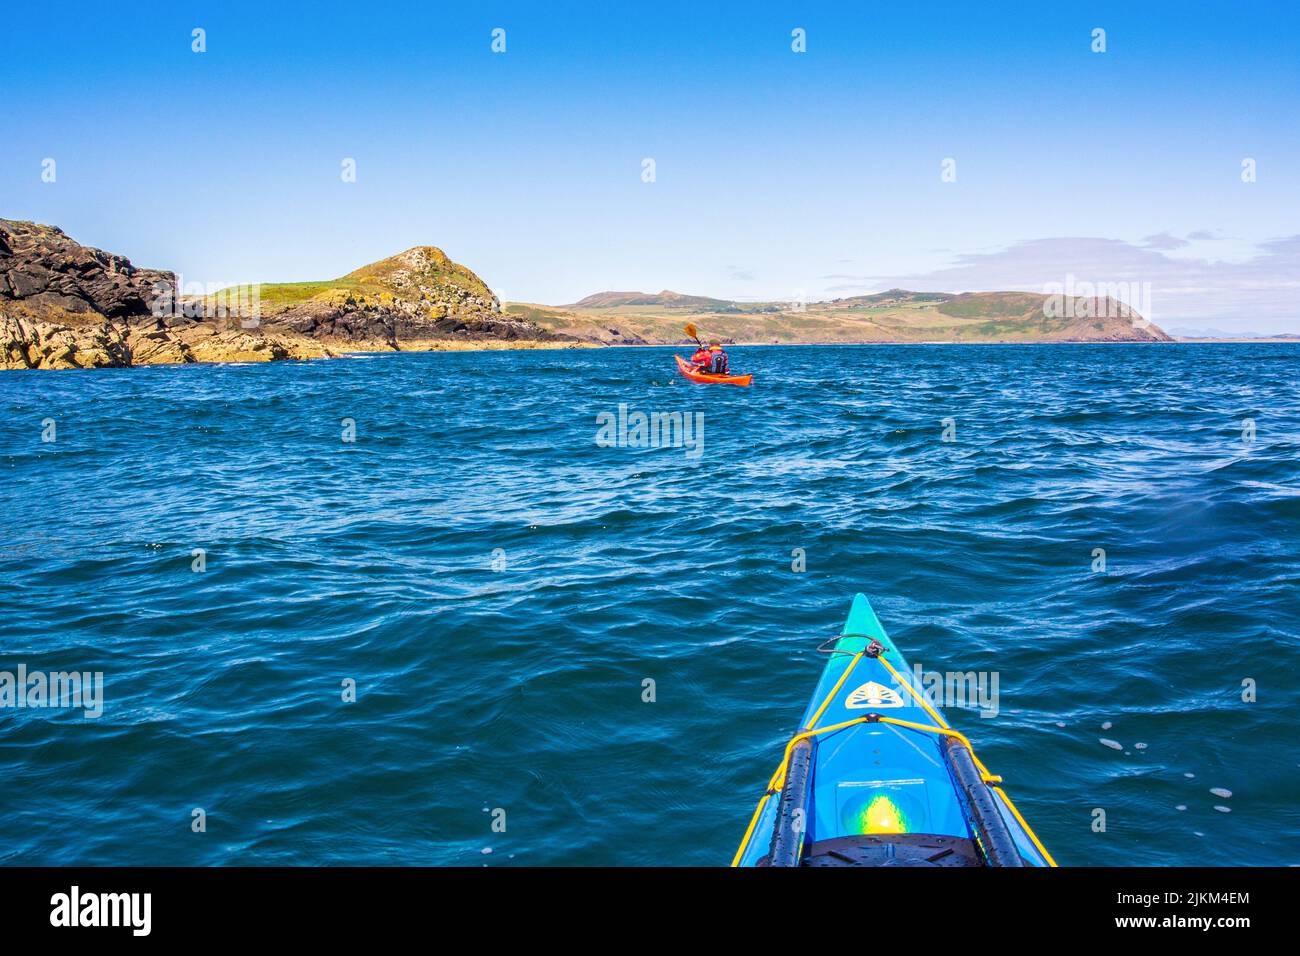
[674,353,753,386]
[733,593,1056,867]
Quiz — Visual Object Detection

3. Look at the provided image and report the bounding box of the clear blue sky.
[2,1,1297,329]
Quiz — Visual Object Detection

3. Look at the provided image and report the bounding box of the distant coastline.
[0,217,1222,372]
[505,287,1173,348]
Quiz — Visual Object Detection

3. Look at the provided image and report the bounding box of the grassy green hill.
[205,246,497,317]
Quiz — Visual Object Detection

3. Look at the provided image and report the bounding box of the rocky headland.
[0,219,568,370]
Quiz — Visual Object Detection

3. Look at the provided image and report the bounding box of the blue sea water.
[1,344,1298,866]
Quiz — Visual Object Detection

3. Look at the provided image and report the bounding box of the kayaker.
[706,343,729,375]
[689,344,712,368]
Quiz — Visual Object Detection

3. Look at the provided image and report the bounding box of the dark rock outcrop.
[0,219,172,323]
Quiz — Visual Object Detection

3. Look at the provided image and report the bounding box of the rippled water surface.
[2,344,1298,865]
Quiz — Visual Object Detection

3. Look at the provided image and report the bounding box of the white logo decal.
[846,681,903,709]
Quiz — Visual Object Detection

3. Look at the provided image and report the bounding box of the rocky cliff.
[1,220,565,370]
[0,220,336,369]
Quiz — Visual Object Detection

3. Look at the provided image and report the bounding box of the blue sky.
[2,1,1297,330]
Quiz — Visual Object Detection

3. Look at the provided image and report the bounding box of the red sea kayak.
[674,353,753,387]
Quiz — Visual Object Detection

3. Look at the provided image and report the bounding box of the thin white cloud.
[1141,232,1190,251]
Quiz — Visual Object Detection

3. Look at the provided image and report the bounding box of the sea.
[1,343,1297,865]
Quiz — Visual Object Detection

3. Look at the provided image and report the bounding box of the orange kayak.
[674,353,753,387]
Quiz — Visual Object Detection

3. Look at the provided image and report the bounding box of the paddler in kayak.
[679,322,751,384]
[702,342,729,374]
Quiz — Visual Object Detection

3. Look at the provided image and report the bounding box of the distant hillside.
[1166,326,1300,341]
[513,288,1173,344]
[568,289,735,310]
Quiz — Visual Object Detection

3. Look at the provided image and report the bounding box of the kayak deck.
[734,594,1054,867]
[674,353,753,386]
